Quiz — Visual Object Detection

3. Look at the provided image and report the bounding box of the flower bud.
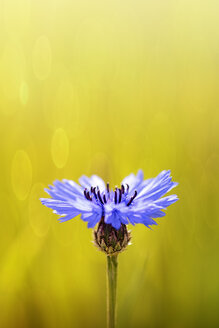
[94,217,131,255]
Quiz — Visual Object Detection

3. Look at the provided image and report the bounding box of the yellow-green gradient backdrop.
[0,0,219,327]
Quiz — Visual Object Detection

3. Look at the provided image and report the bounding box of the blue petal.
[40,198,78,212]
[150,210,166,218]
[41,191,102,226]
[87,214,102,228]
[58,214,80,222]
[127,213,158,227]
[104,203,129,229]
[81,212,102,228]
[105,210,121,229]
[79,174,106,191]
[154,195,179,208]
[117,212,129,225]
[137,171,178,201]
[122,169,144,192]
[121,170,178,228]
[142,217,158,228]
[45,179,83,201]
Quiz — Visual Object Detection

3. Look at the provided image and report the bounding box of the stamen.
[84,189,89,200]
[132,190,137,201]
[87,191,92,201]
[118,188,122,203]
[84,189,92,201]
[93,187,98,199]
[97,190,104,204]
[114,190,117,204]
[127,190,137,206]
[103,194,107,203]
[86,182,136,205]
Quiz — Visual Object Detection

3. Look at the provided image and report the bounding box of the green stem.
[107,255,118,328]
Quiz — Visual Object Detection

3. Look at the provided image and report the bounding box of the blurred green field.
[0,0,219,327]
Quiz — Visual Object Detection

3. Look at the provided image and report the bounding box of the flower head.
[40,170,178,230]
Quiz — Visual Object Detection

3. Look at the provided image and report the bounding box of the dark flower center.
[83,183,137,206]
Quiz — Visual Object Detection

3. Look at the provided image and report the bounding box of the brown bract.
[93,217,131,256]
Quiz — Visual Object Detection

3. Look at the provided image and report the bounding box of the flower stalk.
[107,254,118,328]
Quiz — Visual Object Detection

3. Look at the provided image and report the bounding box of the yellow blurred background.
[0,0,219,327]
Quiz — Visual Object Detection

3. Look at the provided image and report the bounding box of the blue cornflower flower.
[40,170,178,230]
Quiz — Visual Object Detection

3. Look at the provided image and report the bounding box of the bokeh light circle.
[11,150,32,201]
[51,128,69,169]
